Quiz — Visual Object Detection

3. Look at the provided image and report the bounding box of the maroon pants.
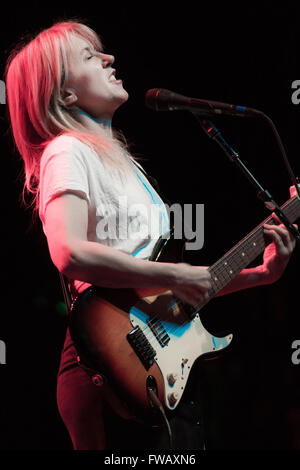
[57,329,206,450]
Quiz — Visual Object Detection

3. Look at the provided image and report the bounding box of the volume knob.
[168,392,179,406]
[167,373,178,386]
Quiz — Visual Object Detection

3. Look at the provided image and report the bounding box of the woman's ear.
[59,88,78,107]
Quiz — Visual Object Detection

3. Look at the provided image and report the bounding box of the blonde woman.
[5,20,296,450]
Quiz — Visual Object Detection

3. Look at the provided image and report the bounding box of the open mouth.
[108,70,122,84]
[109,76,122,85]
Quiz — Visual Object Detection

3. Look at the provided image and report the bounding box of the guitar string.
[139,228,265,345]
[137,202,296,346]
[139,225,265,341]
[137,197,300,348]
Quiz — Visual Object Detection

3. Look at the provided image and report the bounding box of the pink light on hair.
[5,20,134,213]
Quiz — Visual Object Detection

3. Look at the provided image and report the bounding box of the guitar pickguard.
[129,291,233,410]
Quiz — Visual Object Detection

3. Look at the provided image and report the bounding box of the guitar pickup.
[127,326,156,370]
[147,317,170,347]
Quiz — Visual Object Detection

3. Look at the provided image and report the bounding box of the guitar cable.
[147,387,173,450]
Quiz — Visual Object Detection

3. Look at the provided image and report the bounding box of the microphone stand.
[257,111,300,200]
[195,116,300,241]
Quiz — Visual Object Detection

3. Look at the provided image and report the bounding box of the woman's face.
[62,35,128,119]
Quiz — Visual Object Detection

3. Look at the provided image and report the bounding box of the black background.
[1,2,300,450]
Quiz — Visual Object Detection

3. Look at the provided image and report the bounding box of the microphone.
[145,88,261,117]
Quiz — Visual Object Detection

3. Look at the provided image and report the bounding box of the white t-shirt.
[39,134,170,294]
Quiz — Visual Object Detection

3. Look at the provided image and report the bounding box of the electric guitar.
[69,194,300,421]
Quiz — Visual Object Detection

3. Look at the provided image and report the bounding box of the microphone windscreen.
[145,89,164,111]
[145,88,190,111]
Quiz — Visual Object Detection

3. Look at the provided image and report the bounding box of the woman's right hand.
[171,263,212,308]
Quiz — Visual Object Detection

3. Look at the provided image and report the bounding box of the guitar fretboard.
[207,195,300,299]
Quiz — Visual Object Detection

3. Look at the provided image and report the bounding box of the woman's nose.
[101,53,115,67]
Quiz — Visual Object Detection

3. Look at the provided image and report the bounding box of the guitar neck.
[207,195,300,298]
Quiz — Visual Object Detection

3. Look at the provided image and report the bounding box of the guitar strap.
[133,160,172,206]
[59,272,73,314]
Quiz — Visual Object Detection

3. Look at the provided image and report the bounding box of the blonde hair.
[5,19,137,212]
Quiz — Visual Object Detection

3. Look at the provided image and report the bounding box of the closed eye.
[81,45,103,61]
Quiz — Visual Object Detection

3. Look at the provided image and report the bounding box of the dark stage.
[1,3,300,451]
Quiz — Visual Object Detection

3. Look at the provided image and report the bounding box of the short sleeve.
[39,136,90,224]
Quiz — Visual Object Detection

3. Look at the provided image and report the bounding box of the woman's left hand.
[262,214,297,284]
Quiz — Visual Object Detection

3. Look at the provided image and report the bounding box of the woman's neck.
[75,107,113,136]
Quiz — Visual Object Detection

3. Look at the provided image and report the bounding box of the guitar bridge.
[127,326,156,370]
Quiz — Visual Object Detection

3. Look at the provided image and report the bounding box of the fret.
[207,196,300,298]
[175,196,300,316]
